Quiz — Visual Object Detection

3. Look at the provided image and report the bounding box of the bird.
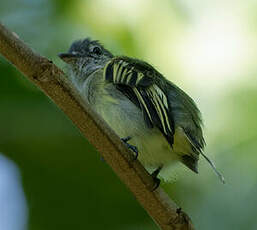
[59,38,224,186]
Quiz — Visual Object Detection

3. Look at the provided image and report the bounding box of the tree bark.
[0,22,195,230]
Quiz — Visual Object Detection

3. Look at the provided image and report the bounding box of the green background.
[1,0,257,229]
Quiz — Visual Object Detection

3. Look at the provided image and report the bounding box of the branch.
[0,22,194,230]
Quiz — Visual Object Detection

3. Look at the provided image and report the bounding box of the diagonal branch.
[0,22,194,230]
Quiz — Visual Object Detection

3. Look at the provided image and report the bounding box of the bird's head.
[59,38,113,78]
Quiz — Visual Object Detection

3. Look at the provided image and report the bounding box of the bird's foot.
[150,166,163,191]
[121,136,138,160]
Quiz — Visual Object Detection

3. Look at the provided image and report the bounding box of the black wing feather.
[103,57,175,147]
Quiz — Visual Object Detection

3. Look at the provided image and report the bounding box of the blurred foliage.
[1,0,257,230]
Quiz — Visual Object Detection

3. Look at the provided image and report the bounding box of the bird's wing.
[103,56,175,146]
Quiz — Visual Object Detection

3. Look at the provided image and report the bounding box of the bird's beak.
[58,53,78,64]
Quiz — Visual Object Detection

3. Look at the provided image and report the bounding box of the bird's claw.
[151,177,161,191]
[150,166,162,191]
[121,136,138,160]
[121,136,131,143]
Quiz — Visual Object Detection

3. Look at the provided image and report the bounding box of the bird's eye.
[92,46,102,55]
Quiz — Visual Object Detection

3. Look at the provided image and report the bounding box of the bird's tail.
[200,151,225,184]
[182,129,225,183]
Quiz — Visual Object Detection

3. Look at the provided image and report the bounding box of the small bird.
[59,38,224,185]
